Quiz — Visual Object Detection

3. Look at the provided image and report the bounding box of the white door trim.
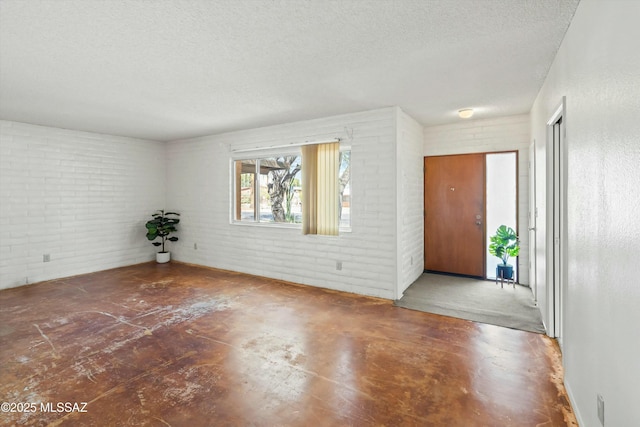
[545,97,567,343]
[528,141,537,304]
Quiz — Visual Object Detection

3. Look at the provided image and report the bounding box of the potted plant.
[489,225,520,280]
[145,210,180,263]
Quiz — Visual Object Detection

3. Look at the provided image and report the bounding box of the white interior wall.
[423,114,531,284]
[166,107,402,299]
[0,121,165,290]
[396,109,425,297]
[530,0,640,425]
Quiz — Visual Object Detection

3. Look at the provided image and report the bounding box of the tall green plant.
[145,210,180,253]
[489,225,520,265]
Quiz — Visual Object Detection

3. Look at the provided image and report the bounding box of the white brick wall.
[0,121,166,289]
[423,114,531,284]
[0,108,426,299]
[396,109,424,297]
[166,108,402,299]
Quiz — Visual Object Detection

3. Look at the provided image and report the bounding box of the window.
[235,156,302,224]
[233,148,351,231]
[338,150,351,229]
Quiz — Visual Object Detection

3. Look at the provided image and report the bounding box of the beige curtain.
[302,142,339,235]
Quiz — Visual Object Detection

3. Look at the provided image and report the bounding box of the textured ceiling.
[0,0,579,141]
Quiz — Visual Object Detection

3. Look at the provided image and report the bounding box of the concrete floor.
[0,262,577,426]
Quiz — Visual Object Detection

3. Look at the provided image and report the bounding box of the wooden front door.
[424,154,485,277]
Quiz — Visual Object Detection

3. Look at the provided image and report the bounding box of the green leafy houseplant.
[489,225,520,265]
[145,210,180,253]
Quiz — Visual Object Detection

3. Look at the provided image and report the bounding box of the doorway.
[424,152,518,280]
[547,100,566,344]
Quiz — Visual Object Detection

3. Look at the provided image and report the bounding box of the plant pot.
[496,264,513,280]
[156,252,171,263]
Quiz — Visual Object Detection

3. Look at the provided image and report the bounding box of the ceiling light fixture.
[458,108,474,119]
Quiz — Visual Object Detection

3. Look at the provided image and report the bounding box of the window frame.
[230,146,351,232]
[233,150,302,227]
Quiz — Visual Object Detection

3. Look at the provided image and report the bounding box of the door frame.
[529,141,538,304]
[424,150,519,280]
[545,97,568,342]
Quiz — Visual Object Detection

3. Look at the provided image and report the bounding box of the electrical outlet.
[43,254,50,262]
[194,243,198,250]
[336,261,342,271]
[597,394,604,425]
[411,256,414,265]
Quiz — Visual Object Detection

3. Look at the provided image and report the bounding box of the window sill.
[230,221,352,234]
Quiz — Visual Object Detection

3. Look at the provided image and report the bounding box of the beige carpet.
[394,273,546,334]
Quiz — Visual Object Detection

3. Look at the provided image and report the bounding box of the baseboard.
[564,377,585,426]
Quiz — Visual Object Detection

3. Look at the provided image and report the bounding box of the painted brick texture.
[1,111,526,297]
[166,108,402,299]
[396,109,425,296]
[0,121,165,289]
